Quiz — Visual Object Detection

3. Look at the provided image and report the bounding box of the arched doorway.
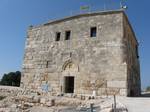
[62,60,78,93]
[64,76,74,93]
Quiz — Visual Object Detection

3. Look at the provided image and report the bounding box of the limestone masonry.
[21,10,141,96]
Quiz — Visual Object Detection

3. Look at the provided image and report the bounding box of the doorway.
[64,76,74,93]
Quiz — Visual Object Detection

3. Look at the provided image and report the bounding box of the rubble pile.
[0,86,127,112]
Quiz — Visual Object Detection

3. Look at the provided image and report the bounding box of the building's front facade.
[21,10,141,96]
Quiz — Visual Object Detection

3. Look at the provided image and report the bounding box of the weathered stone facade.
[21,10,141,96]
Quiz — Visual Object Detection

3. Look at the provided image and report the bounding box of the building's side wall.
[123,15,141,96]
[21,12,128,96]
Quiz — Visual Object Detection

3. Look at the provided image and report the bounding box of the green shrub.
[0,71,21,87]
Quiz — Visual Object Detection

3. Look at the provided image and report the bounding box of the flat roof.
[43,9,124,26]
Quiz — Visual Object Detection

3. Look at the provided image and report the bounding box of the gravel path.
[118,96,150,112]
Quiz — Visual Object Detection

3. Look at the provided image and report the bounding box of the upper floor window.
[136,45,139,58]
[90,27,97,37]
[65,31,71,40]
[55,32,61,41]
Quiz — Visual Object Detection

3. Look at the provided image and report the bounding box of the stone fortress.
[21,10,141,97]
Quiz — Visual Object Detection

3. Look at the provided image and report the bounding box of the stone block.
[50,99,55,106]
[40,98,46,104]
[120,89,127,96]
[33,96,40,103]
[107,81,126,88]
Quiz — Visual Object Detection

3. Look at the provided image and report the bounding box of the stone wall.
[0,86,23,96]
[123,14,141,96]
[21,10,140,96]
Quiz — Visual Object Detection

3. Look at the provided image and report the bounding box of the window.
[90,27,97,37]
[55,32,61,41]
[46,61,50,68]
[65,31,71,40]
[136,45,139,58]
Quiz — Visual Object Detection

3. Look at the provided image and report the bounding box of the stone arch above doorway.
[62,60,79,72]
[61,60,79,93]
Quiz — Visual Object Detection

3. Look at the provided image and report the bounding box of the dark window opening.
[46,61,49,68]
[136,45,139,58]
[64,76,74,93]
[90,27,97,37]
[55,32,61,41]
[65,31,71,40]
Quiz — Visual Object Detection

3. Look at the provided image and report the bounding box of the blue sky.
[0,0,149,89]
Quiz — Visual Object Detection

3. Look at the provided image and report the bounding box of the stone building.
[21,10,141,96]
